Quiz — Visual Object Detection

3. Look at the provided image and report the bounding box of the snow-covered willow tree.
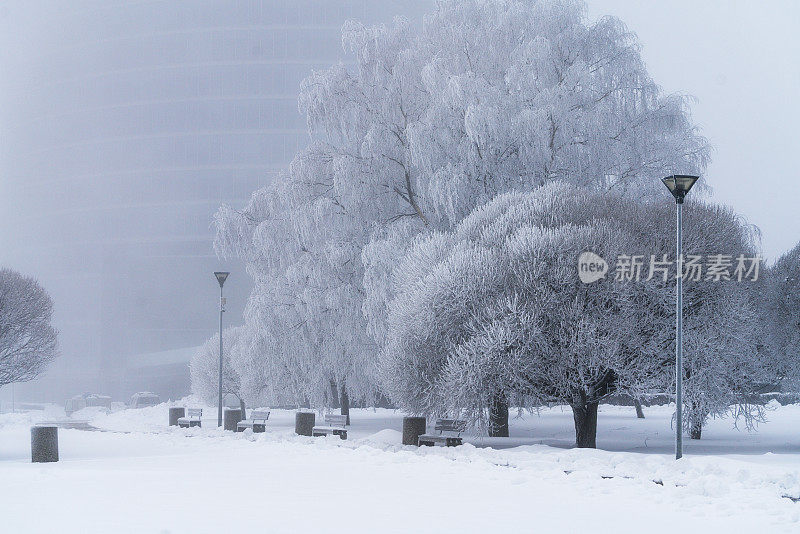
[216,0,709,416]
[216,178,376,416]
[352,0,709,345]
[301,0,708,230]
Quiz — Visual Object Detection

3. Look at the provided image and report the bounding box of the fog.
[0,0,432,403]
[586,0,800,260]
[1,0,797,405]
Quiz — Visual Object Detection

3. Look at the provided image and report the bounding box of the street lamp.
[661,174,699,460]
[214,271,229,427]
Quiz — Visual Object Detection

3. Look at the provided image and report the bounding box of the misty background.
[0,0,797,404]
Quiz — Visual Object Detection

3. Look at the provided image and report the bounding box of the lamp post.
[661,174,699,460]
[214,271,229,427]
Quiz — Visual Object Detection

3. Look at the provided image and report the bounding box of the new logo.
[578,252,608,284]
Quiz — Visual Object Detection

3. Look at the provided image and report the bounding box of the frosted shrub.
[381,183,775,446]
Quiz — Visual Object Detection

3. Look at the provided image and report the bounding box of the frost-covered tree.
[680,281,764,439]
[381,183,665,446]
[225,322,287,410]
[216,180,373,419]
[300,0,708,230]
[190,326,248,416]
[382,183,774,446]
[244,264,345,410]
[636,201,775,439]
[0,268,58,388]
[354,0,709,351]
[217,0,709,414]
[764,243,800,391]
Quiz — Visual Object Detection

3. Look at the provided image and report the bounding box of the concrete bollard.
[31,426,59,463]
[295,411,315,436]
[169,407,185,426]
[402,417,427,446]
[224,408,242,431]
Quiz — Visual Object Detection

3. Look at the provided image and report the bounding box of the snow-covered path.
[1,404,799,533]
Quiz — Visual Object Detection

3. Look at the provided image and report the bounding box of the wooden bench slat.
[434,419,466,432]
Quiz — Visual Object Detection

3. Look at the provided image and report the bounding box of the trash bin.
[169,407,185,426]
[403,417,427,446]
[295,411,315,436]
[224,408,242,431]
[31,426,59,463]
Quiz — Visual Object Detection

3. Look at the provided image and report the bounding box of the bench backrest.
[434,419,467,434]
[251,410,270,422]
[324,414,348,427]
[186,408,202,418]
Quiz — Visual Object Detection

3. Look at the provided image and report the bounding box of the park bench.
[177,408,202,428]
[236,409,270,433]
[418,419,466,447]
[312,414,348,440]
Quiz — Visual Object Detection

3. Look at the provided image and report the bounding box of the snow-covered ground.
[1,402,799,533]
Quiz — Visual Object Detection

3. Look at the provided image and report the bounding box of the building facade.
[0,0,431,401]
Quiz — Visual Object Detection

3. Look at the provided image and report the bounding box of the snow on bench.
[177,408,202,428]
[312,414,348,440]
[236,409,270,433]
[418,419,466,447]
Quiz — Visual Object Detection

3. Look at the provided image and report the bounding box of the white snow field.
[1,402,799,533]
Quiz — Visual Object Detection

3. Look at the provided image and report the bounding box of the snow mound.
[70,406,111,420]
[358,428,402,446]
[88,397,203,432]
[0,404,65,427]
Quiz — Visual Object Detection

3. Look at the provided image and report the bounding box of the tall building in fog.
[0,1,431,400]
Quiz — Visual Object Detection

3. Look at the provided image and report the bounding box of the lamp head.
[662,175,699,204]
[214,271,229,288]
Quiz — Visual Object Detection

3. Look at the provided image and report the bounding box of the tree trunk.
[329,379,340,409]
[689,403,705,440]
[634,399,645,419]
[339,384,350,425]
[239,398,247,421]
[374,391,395,409]
[489,393,509,437]
[571,399,599,448]
[690,417,703,440]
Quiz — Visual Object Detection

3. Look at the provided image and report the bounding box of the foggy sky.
[588,0,800,262]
